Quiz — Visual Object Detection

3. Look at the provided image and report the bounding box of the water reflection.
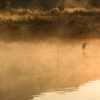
[31,79,100,100]
[0,41,100,100]
[82,51,86,58]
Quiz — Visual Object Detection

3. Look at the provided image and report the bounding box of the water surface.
[0,40,100,100]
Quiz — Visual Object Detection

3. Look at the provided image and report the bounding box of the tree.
[1,0,11,11]
[27,0,34,11]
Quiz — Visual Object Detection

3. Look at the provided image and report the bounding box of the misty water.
[0,40,100,100]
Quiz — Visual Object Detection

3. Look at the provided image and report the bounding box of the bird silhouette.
[82,42,87,50]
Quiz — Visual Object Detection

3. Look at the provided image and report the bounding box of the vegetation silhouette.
[0,0,100,41]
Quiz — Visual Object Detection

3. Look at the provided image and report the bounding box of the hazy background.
[0,0,100,9]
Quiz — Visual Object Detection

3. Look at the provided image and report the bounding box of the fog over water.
[0,23,100,100]
[1,23,100,42]
[0,38,100,100]
[0,0,100,99]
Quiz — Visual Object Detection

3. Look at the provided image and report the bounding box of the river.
[0,40,100,100]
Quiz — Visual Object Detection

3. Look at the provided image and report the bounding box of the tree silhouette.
[1,0,11,11]
[58,6,64,11]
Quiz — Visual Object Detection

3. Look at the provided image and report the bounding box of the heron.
[82,42,87,50]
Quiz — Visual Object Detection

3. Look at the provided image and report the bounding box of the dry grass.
[0,7,100,25]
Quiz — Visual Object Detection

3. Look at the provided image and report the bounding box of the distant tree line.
[0,0,58,10]
[0,0,11,11]
[0,0,100,12]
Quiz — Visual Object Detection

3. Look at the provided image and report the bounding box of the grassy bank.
[0,7,100,42]
[0,7,100,25]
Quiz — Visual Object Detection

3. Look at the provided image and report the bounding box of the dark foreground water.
[0,40,100,100]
